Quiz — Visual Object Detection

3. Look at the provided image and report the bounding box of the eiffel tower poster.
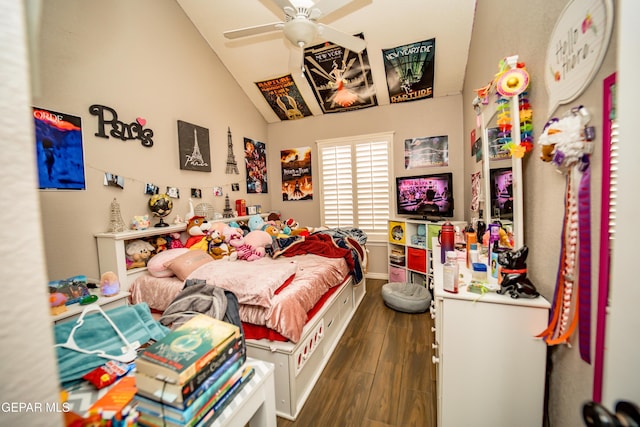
[177,120,211,172]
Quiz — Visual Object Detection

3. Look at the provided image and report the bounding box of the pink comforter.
[130,254,349,343]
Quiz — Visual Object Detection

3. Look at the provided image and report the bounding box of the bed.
[128,229,367,420]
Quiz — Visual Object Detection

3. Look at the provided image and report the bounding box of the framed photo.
[104,172,124,189]
[166,186,180,198]
[191,188,202,198]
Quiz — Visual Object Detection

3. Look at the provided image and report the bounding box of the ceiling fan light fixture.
[283,19,317,48]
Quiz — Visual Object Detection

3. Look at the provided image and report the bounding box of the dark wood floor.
[277,278,437,427]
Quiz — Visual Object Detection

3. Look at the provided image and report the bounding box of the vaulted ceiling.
[177,0,477,123]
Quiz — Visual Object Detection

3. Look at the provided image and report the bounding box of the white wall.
[462,0,620,425]
[268,95,465,276]
[0,0,62,425]
[33,0,269,282]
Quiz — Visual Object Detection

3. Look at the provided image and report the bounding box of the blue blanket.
[54,303,168,386]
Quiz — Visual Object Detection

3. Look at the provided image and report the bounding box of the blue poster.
[33,107,86,190]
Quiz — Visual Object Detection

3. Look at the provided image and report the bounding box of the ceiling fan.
[223,0,366,71]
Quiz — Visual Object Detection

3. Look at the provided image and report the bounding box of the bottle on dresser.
[443,251,459,293]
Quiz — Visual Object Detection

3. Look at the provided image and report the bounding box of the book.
[136,365,254,427]
[136,343,245,410]
[136,314,240,385]
[136,335,244,406]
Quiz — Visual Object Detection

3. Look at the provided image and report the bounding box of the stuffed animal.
[154,236,168,253]
[125,239,155,269]
[227,227,263,261]
[248,214,265,232]
[131,215,150,230]
[206,230,237,261]
[168,232,185,249]
[243,230,273,258]
[185,216,210,248]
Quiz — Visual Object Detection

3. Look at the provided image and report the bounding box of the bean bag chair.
[381,282,431,313]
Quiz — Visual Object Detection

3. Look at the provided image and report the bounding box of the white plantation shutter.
[320,145,354,227]
[318,132,392,241]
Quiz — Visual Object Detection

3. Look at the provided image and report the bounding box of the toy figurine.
[496,245,539,299]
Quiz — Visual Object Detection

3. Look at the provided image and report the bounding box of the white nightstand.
[51,290,130,325]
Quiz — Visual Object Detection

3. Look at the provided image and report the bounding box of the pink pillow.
[147,248,189,278]
[163,250,213,281]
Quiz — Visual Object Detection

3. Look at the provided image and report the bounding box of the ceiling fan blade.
[223,22,284,40]
[317,24,366,52]
[312,0,354,18]
[270,0,297,11]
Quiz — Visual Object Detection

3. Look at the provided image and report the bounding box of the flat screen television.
[395,173,454,219]
[490,167,514,220]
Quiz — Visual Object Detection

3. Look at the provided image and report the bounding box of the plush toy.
[154,236,168,253]
[131,215,150,230]
[243,230,273,258]
[125,239,155,269]
[206,230,237,261]
[226,226,263,261]
[248,214,265,232]
[168,232,185,249]
[185,216,210,248]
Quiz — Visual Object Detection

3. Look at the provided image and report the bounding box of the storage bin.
[388,265,407,283]
[407,247,427,273]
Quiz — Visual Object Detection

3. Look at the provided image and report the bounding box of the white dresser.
[430,239,550,427]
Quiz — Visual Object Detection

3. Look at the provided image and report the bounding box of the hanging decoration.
[536,105,595,364]
[177,121,211,172]
[225,127,240,175]
[244,137,268,194]
[281,147,313,201]
[89,104,154,148]
[473,57,534,161]
[492,59,534,159]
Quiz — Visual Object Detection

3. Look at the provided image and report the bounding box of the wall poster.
[177,120,211,172]
[244,137,268,193]
[256,74,313,121]
[404,135,449,168]
[281,147,312,201]
[383,38,435,103]
[303,34,377,114]
[33,107,86,190]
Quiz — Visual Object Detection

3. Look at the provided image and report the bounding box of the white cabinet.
[431,238,550,427]
[95,223,187,292]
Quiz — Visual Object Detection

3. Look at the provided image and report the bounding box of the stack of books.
[134,314,254,427]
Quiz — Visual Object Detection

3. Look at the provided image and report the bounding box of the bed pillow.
[164,250,214,281]
[147,248,190,278]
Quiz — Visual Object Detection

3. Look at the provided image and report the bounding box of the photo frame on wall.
[177,120,211,172]
[33,107,86,190]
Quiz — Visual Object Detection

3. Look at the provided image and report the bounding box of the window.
[317,132,393,241]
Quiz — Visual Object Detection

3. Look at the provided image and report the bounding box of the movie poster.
[383,38,435,104]
[256,74,313,121]
[404,135,449,168]
[303,34,377,114]
[244,137,268,193]
[33,107,86,190]
[281,147,312,201]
